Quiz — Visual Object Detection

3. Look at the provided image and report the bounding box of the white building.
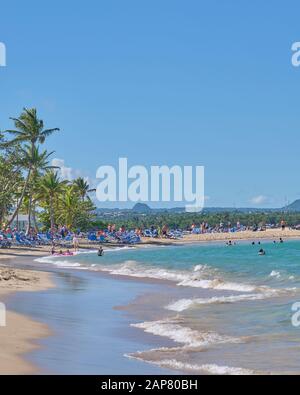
[8,214,29,231]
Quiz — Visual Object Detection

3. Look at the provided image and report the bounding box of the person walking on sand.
[73,234,79,252]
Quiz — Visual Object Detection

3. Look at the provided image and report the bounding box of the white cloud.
[51,158,73,181]
[51,158,97,192]
[250,195,268,205]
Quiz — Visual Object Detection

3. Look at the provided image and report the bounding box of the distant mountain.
[284,200,300,212]
[132,203,152,213]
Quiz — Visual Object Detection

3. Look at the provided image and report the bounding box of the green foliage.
[1,108,95,232]
[94,211,300,230]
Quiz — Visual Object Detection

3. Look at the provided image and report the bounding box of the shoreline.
[0,265,54,374]
[1,228,299,261]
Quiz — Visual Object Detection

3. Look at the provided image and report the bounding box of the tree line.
[0,108,96,233]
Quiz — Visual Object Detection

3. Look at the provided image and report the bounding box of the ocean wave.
[100,260,188,281]
[99,260,258,292]
[166,288,297,312]
[269,270,297,282]
[35,256,83,268]
[131,318,242,348]
[269,271,281,279]
[125,354,255,375]
[36,256,297,294]
[165,294,267,312]
[177,278,256,292]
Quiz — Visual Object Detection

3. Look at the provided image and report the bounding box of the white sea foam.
[269,271,281,279]
[193,264,207,272]
[131,318,242,348]
[100,260,194,281]
[99,260,258,292]
[125,354,255,375]
[35,256,83,268]
[36,256,297,295]
[166,288,297,312]
[166,294,267,312]
[127,319,254,375]
[35,256,55,263]
[177,278,256,292]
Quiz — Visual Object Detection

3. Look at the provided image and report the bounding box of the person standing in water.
[73,234,79,252]
[98,246,104,256]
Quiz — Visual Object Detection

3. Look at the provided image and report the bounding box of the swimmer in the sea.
[258,248,266,256]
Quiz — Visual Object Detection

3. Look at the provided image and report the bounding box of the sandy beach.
[0,264,54,374]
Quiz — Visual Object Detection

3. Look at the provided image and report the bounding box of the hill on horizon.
[131,203,153,213]
[285,199,300,212]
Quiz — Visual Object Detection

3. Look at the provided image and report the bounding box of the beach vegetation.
[0,109,96,232]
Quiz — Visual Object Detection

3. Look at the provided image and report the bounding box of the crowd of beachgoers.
[0,219,293,253]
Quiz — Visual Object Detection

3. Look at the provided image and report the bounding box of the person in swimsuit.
[73,235,79,252]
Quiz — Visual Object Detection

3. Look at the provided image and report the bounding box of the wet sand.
[7,269,176,375]
[0,265,54,374]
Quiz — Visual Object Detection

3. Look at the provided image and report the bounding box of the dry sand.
[0,264,54,374]
[0,245,52,261]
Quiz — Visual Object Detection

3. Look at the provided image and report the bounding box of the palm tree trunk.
[50,195,55,231]
[6,169,31,228]
[32,201,39,233]
[25,196,32,236]
[0,208,5,227]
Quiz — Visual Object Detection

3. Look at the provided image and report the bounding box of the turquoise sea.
[31,240,300,374]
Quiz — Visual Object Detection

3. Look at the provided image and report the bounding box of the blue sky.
[1,0,300,208]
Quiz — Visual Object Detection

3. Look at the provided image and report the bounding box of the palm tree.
[39,171,68,231]
[58,186,79,229]
[24,146,58,234]
[4,108,59,149]
[73,177,96,201]
[4,108,59,228]
[6,149,32,227]
[6,146,57,229]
